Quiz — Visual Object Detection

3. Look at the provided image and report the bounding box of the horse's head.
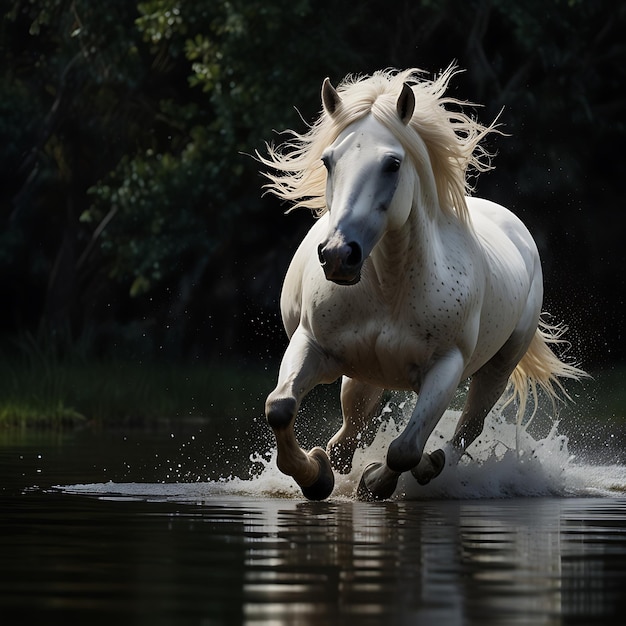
[316,79,416,285]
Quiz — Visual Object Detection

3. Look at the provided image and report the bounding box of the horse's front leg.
[265,326,341,501]
[421,335,534,481]
[357,349,465,500]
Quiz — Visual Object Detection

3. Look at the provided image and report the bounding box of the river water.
[2,404,626,625]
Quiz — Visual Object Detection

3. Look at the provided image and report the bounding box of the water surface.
[2,410,626,625]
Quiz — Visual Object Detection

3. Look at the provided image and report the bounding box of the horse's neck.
[370,200,441,296]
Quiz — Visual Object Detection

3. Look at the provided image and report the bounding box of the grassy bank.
[0,347,623,431]
[0,356,276,429]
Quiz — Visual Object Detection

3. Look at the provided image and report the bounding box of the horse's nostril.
[317,243,326,266]
[346,242,362,267]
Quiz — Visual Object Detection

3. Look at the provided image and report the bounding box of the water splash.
[57,400,626,502]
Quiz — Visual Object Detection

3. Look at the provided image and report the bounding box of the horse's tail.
[507,317,588,423]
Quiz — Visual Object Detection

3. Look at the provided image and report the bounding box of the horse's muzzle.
[317,241,362,285]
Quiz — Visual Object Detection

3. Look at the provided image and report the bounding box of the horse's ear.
[322,77,341,117]
[396,82,415,125]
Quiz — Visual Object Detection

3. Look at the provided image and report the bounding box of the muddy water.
[2,407,626,625]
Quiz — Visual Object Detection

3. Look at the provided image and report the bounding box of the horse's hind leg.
[265,326,341,500]
[327,377,384,474]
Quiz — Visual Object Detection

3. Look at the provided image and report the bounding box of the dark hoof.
[411,449,446,486]
[356,462,398,502]
[301,448,335,501]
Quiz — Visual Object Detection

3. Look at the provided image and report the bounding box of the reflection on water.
[235,498,626,625]
[3,490,626,625]
[2,420,626,625]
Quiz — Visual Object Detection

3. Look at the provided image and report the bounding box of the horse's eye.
[383,156,401,173]
[321,155,331,170]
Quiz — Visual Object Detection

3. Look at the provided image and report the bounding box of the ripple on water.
[55,406,626,503]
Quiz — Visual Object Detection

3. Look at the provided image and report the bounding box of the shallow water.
[2,407,626,625]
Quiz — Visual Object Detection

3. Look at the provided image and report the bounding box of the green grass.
[0,338,623,431]
[0,356,276,430]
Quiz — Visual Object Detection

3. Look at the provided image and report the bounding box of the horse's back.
[467,197,541,275]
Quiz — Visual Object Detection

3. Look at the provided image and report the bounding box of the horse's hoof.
[356,462,398,501]
[411,449,446,486]
[301,447,335,501]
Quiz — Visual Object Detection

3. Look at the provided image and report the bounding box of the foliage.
[0,0,624,367]
[84,0,358,301]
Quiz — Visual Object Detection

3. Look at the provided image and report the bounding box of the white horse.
[258,67,585,501]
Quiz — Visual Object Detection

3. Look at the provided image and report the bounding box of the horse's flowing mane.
[258,66,498,223]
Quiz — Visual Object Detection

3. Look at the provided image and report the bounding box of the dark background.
[1,0,624,371]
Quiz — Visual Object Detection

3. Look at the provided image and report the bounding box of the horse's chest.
[311,300,445,388]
